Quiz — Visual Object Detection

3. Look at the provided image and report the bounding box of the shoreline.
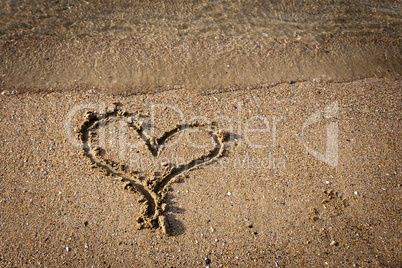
[1,35,401,95]
[1,1,401,265]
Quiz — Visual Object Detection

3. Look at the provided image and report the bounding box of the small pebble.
[125,117,133,124]
[330,240,338,246]
[227,192,232,196]
[85,111,93,119]
[326,181,331,184]
[106,104,117,113]
[66,247,70,252]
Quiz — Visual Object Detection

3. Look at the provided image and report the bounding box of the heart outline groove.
[76,106,229,235]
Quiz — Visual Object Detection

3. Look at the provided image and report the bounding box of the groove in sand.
[77,106,228,235]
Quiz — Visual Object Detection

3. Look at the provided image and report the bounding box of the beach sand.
[0,78,400,266]
[1,1,401,266]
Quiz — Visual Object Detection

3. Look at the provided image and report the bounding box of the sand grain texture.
[0,78,401,266]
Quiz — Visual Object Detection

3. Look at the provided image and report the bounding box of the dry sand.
[0,78,401,266]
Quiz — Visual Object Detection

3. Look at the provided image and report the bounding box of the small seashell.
[158,215,168,235]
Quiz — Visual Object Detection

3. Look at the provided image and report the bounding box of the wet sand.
[0,78,401,266]
[1,35,401,95]
[1,0,401,266]
[1,0,401,94]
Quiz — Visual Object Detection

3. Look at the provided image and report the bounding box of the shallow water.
[0,0,401,94]
[1,0,400,41]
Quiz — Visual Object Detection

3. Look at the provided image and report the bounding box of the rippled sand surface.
[0,0,400,93]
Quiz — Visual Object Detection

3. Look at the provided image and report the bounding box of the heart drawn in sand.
[76,105,229,235]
